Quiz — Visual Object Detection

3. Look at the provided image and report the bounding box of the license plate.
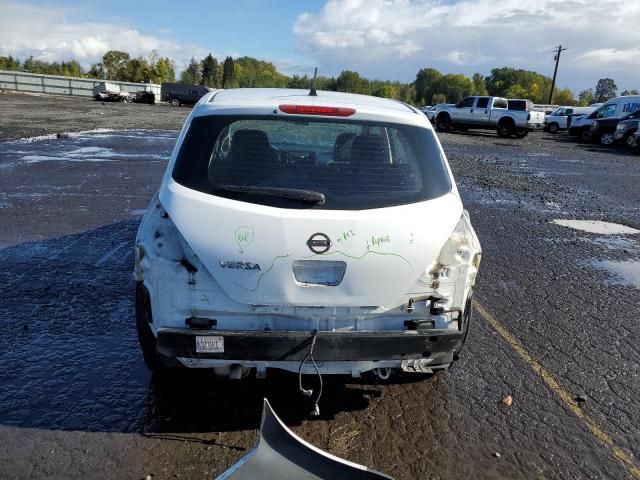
[196,336,224,353]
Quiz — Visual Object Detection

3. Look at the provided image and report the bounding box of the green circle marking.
[235,226,254,253]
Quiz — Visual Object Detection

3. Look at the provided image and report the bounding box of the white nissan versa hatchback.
[134,88,481,382]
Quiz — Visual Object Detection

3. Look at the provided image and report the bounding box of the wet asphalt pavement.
[0,93,639,479]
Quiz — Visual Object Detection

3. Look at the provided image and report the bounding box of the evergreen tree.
[222,56,235,88]
[201,53,220,88]
[180,57,202,84]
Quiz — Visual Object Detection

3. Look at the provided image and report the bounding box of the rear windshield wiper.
[212,185,326,205]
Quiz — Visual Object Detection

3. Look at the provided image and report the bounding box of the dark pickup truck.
[160,83,210,106]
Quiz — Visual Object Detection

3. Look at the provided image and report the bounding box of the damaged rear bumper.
[156,328,462,374]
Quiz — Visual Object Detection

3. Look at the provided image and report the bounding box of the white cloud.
[442,50,491,66]
[294,0,426,60]
[0,2,206,70]
[294,0,640,91]
[576,47,640,68]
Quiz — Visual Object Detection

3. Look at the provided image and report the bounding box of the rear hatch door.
[162,181,461,307]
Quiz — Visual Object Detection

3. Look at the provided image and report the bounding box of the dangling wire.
[297,329,323,416]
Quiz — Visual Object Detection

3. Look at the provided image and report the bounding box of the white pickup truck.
[434,96,545,138]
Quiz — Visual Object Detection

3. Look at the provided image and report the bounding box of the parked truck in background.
[434,96,545,138]
[160,83,210,106]
[568,96,640,140]
[544,106,597,133]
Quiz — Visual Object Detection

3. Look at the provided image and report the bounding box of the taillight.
[279,104,356,117]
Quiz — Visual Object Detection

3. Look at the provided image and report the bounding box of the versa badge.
[219,261,261,270]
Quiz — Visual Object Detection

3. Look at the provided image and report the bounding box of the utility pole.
[548,45,567,104]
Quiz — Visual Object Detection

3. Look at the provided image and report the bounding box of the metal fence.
[0,69,161,98]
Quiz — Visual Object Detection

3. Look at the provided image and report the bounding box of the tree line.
[0,50,175,84]
[1,50,636,106]
[178,55,417,103]
[179,54,626,106]
[0,55,84,78]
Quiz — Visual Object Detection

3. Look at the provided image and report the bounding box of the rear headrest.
[333,132,357,162]
[230,129,271,162]
[350,134,388,165]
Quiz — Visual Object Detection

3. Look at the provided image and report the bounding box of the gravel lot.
[0,91,188,141]
[1,91,639,480]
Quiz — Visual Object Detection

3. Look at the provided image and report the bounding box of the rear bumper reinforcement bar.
[157,328,462,362]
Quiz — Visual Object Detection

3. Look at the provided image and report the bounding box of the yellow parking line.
[473,299,640,479]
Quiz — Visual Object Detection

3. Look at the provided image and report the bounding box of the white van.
[568,96,640,139]
[544,106,595,133]
[134,88,481,381]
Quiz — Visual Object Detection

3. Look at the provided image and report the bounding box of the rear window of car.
[172,115,452,210]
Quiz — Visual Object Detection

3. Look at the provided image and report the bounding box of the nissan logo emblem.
[306,233,331,254]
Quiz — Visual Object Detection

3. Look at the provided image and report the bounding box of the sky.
[1,0,639,94]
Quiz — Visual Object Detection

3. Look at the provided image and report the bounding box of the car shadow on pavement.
[137,370,388,434]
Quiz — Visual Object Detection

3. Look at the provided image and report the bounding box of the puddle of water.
[6,128,117,144]
[4,128,175,145]
[590,260,640,288]
[552,219,640,235]
[0,129,176,170]
[21,154,115,164]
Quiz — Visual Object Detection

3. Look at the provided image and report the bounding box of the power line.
[548,45,567,104]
